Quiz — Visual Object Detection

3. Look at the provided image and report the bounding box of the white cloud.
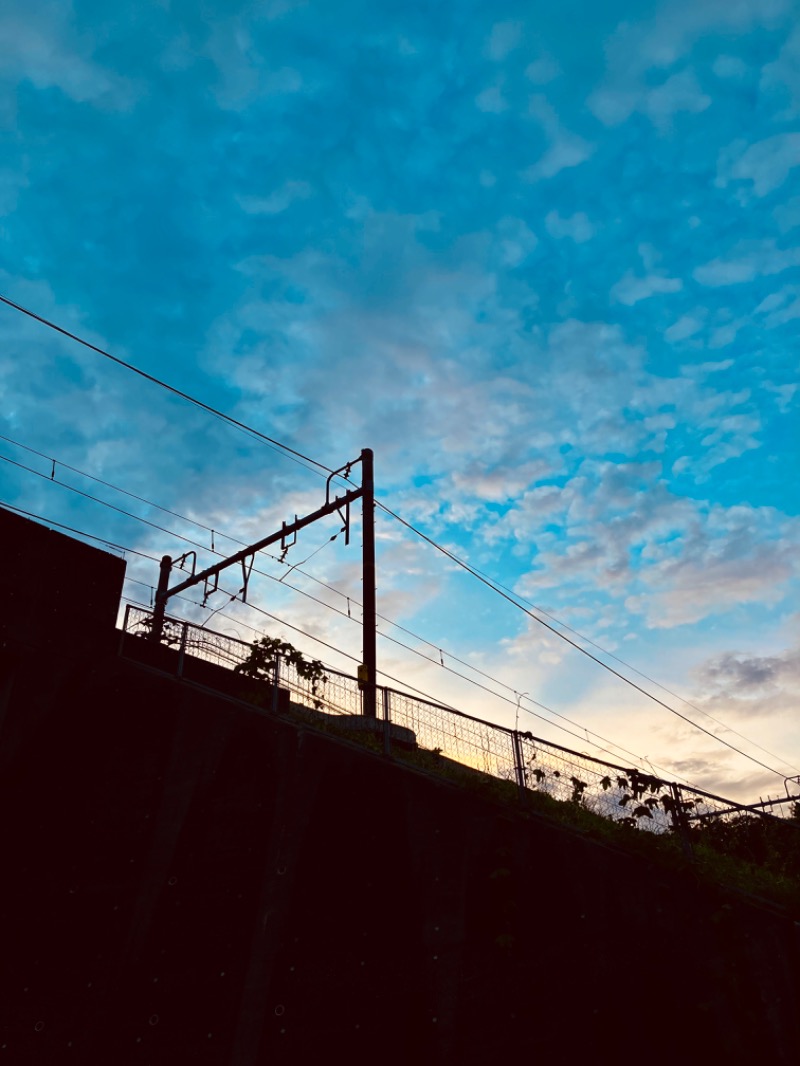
[774,196,800,232]
[693,240,800,286]
[495,216,538,266]
[487,21,523,61]
[761,24,800,113]
[720,133,800,197]
[627,536,795,628]
[525,136,594,181]
[237,181,312,214]
[713,55,748,78]
[708,322,741,348]
[0,2,136,110]
[592,70,711,129]
[692,641,800,727]
[765,296,800,328]
[475,85,507,113]
[588,0,788,127]
[450,460,558,503]
[762,382,798,412]
[525,57,559,85]
[643,70,711,130]
[544,211,595,243]
[665,313,704,342]
[611,272,682,305]
[524,95,594,180]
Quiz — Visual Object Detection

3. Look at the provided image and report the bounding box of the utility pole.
[149,554,173,644]
[361,448,377,718]
[147,449,379,721]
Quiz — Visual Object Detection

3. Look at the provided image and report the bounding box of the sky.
[1,0,799,804]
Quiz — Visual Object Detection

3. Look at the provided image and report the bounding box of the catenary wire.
[376,501,791,780]
[4,433,795,779]
[0,293,334,478]
[2,301,791,774]
[0,456,706,772]
[411,530,795,772]
[0,501,159,561]
[2,494,768,790]
[2,296,790,771]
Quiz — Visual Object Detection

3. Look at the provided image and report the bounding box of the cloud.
[719,133,800,197]
[487,21,523,62]
[763,288,800,328]
[761,24,800,114]
[450,460,558,503]
[774,196,800,232]
[626,504,799,628]
[611,272,682,305]
[237,181,312,215]
[524,95,594,180]
[588,0,788,127]
[495,216,538,266]
[641,70,711,131]
[693,240,800,286]
[475,85,508,113]
[665,313,705,342]
[692,640,800,730]
[713,55,748,78]
[699,648,800,692]
[0,1,136,111]
[544,211,595,243]
[525,57,559,85]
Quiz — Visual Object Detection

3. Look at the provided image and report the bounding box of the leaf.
[633,805,653,819]
[619,794,631,807]
[600,776,612,791]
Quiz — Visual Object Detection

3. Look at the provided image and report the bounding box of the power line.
[5,296,785,774]
[404,530,797,775]
[0,447,686,769]
[376,502,792,781]
[6,431,795,780]
[3,296,789,773]
[0,501,159,561]
[0,432,225,536]
[0,293,333,478]
[1,452,218,553]
[2,495,751,792]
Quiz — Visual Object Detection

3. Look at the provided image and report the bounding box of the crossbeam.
[149,448,378,717]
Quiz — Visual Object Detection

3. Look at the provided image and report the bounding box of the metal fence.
[120,605,800,857]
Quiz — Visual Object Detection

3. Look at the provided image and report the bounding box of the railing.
[119,605,800,869]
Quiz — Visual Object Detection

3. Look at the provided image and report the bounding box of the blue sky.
[1,0,799,801]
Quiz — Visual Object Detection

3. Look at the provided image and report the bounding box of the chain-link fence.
[120,605,800,863]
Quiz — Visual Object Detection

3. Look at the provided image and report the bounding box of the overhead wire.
[0,293,335,479]
[4,431,795,780]
[0,448,688,769]
[2,297,789,773]
[0,501,159,561]
[4,493,678,774]
[399,527,797,775]
[376,501,792,780]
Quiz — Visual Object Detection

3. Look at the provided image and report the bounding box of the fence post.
[117,603,131,658]
[271,657,280,716]
[382,687,392,757]
[512,731,527,800]
[177,620,188,677]
[671,782,693,859]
